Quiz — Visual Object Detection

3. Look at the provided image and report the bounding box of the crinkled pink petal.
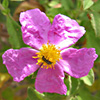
[2,48,39,82]
[19,9,51,49]
[58,48,98,78]
[48,14,86,50]
[35,64,67,95]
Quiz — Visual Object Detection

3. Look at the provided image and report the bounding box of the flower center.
[33,42,61,69]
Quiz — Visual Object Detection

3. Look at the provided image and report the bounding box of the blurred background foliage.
[0,0,100,100]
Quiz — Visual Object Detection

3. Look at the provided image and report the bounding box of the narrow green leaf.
[0,2,10,15]
[68,76,72,95]
[2,0,9,8]
[0,54,7,73]
[64,76,70,96]
[70,77,80,95]
[80,69,94,86]
[6,15,26,49]
[48,1,59,7]
[86,24,100,55]
[90,12,100,37]
[1,8,10,15]
[27,87,44,100]
[83,0,94,10]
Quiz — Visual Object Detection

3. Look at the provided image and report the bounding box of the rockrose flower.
[2,8,98,95]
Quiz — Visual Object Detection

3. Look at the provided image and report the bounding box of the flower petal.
[35,64,67,95]
[2,48,39,82]
[59,48,98,78]
[48,14,85,50]
[20,8,51,49]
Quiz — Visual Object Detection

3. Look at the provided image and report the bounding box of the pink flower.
[2,9,98,95]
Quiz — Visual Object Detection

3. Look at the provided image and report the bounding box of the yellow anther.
[32,42,61,69]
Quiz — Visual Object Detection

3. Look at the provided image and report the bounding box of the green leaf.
[6,15,26,49]
[2,0,9,8]
[48,0,59,7]
[90,0,100,12]
[90,12,100,37]
[1,8,10,15]
[83,0,94,10]
[0,1,10,15]
[0,54,7,73]
[1,0,10,15]
[86,24,100,55]
[65,76,80,96]
[70,77,80,95]
[64,76,70,96]
[47,8,69,18]
[27,87,44,100]
[61,0,74,11]
[80,69,94,86]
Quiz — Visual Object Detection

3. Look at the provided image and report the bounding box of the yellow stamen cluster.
[33,42,61,69]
